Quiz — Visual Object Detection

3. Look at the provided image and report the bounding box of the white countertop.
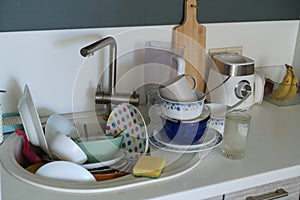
[1,101,300,200]
[103,101,300,199]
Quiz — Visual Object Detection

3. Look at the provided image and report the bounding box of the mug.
[159,74,197,102]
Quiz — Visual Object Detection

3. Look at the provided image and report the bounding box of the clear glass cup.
[221,111,251,159]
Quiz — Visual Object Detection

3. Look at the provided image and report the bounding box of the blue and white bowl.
[159,90,206,120]
[160,114,210,145]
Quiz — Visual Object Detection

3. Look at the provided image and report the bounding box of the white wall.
[293,22,300,75]
[0,20,299,116]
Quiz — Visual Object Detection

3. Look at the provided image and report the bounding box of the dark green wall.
[0,0,299,32]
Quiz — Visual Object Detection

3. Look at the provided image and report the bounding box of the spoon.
[15,130,42,164]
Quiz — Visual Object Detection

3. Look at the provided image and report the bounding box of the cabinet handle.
[246,188,288,200]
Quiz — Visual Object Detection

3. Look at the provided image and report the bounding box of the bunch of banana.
[271,64,299,100]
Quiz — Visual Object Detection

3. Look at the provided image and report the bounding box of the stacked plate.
[149,128,222,153]
[149,105,223,154]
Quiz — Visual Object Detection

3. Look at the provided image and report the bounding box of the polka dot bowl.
[105,103,149,159]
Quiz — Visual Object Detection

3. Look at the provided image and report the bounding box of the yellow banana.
[282,69,298,99]
[271,65,293,99]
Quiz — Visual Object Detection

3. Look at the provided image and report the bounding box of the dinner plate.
[106,103,149,159]
[153,127,217,149]
[17,85,52,158]
[149,128,222,153]
[82,150,125,169]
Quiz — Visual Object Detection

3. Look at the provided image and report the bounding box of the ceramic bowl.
[47,132,87,164]
[45,114,78,139]
[106,103,149,159]
[76,135,123,163]
[160,114,210,145]
[159,90,206,120]
[35,161,96,182]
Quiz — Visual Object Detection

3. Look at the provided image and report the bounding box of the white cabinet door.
[225,176,300,200]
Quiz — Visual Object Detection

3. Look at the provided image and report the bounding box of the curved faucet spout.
[80,36,117,95]
[80,36,139,118]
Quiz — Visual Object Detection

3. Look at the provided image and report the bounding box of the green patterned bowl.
[76,135,123,163]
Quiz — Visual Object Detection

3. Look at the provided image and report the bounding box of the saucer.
[82,150,125,169]
[149,128,223,153]
[153,127,216,149]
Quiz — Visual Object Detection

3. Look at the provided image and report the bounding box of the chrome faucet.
[80,36,139,118]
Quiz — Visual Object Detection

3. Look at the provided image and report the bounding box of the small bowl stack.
[158,75,208,145]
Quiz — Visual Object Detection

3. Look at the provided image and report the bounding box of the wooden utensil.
[93,171,130,181]
[173,0,207,92]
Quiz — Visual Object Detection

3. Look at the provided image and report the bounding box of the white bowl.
[45,114,78,141]
[36,161,96,182]
[159,90,206,120]
[48,132,87,164]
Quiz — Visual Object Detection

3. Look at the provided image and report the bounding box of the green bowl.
[76,135,123,163]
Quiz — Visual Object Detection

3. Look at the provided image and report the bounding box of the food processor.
[206,54,256,110]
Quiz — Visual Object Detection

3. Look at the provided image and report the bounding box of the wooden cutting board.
[173,0,207,92]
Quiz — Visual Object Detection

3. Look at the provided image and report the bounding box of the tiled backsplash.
[0,20,299,116]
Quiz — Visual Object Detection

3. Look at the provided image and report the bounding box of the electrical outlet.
[209,46,243,57]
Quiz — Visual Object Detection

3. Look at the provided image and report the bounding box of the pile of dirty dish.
[149,74,223,154]
[16,85,149,182]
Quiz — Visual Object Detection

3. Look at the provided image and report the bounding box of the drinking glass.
[221,111,251,159]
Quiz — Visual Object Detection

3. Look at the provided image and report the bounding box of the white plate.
[153,127,217,149]
[106,103,149,159]
[82,150,125,169]
[149,128,222,153]
[17,85,51,158]
[36,161,96,182]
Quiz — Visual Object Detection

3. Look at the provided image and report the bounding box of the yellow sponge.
[133,156,166,178]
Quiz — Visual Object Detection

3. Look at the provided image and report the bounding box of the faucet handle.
[96,84,102,93]
[129,90,140,106]
[131,90,138,98]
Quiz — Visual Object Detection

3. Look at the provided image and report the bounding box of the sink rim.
[0,133,204,193]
